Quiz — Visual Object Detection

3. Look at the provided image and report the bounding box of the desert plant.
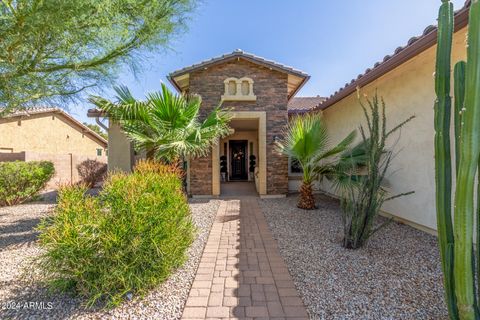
[89,83,232,164]
[434,1,480,319]
[340,93,414,249]
[37,160,194,307]
[0,161,54,206]
[76,159,107,188]
[276,113,356,209]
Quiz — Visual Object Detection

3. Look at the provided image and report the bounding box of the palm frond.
[89,84,232,163]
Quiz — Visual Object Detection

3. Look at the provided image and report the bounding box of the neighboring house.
[90,2,469,234]
[0,107,107,187]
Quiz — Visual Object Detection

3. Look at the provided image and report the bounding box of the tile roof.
[288,96,326,113]
[315,0,470,111]
[2,106,107,147]
[168,49,311,100]
[169,49,309,78]
[4,106,59,117]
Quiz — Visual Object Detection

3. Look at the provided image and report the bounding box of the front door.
[230,140,248,180]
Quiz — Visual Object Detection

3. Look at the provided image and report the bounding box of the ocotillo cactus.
[434,0,457,318]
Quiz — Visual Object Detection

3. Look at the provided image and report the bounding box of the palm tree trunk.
[146,148,155,160]
[298,181,316,210]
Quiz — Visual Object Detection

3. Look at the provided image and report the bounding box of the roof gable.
[168,49,310,100]
[2,107,107,147]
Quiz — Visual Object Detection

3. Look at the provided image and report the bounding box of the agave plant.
[276,113,356,210]
[89,83,232,164]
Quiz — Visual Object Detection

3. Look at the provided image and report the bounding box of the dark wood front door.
[230,140,248,180]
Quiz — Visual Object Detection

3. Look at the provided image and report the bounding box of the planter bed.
[0,197,220,320]
[259,194,447,320]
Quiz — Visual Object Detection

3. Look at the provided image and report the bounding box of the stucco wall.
[0,151,106,189]
[107,122,134,172]
[0,113,106,157]
[321,27,467,232]
[24,152,106,189]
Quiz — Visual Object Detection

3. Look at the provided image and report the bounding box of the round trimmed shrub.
[37,160,195,307]
[0,161,55,206]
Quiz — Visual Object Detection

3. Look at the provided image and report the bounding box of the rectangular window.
[96,148,102,156]
[290,158,303,174]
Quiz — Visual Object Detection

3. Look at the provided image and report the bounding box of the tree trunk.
[146,148,155,160]
[298,182,316,210]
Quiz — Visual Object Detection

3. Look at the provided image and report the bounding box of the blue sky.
[77,0,466,124]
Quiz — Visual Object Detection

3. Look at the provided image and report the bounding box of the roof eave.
[316,2,470,112]
[5,108,108,147]
[87,108,106,118]
[168,51,310,98]
[288,75,311,101]
[166,75,183,94]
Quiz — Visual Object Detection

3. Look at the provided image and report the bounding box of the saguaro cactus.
[434,1,480,319]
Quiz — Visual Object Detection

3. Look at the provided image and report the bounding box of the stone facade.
[188,59,289,195]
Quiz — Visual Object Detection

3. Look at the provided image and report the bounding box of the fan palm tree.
[276,113,356,210]
[89,83,232,164]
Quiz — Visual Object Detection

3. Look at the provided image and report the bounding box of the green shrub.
[37,161,195,307]
[0,161,55,206]
[340,93,414,249]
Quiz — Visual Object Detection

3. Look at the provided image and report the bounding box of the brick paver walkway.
[182,197,309,319]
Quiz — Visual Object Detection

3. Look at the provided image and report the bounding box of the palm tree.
[276,113,356,210]
[89,83,232,164]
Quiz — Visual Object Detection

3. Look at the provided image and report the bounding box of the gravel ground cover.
[0,196,220,320]
[259,194,448,320]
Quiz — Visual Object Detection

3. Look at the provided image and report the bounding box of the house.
[0,107,107,187]
[91,1,469,233]
[90,50,323,198]
[315,2,469,234]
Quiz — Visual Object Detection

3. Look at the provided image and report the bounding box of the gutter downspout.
[95,117,108,132]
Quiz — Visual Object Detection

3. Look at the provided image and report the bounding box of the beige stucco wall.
[0,113,106,157]
[107,122,134,172]
[321,27,467,232]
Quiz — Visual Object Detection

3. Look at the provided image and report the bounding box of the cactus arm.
[477,160,480,303]
[434,1,458,318]
[454,61,466,172]
[454,1,480,318]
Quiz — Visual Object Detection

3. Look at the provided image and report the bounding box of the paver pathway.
[182,197,309,319]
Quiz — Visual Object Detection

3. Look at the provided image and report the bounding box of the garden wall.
[320,27,468,233]
[0,151,107,189]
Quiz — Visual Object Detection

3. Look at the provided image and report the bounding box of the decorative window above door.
[221,77,256,101]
